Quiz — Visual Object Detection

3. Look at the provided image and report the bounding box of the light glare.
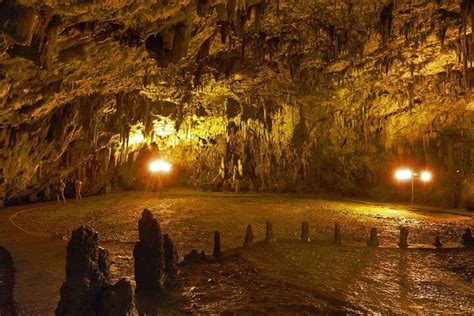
[420,171,432,182]
[395,169,413,181]
[149,159,172,173]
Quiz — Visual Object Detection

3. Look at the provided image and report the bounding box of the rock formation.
[462,228,474,246]
[0,246,16,316]
[367,228,379,247]
[133,209,164,291]
[244,224,254,246]
[56,225,133,316]
[213,230,222,257]
[163,234,179,287]
[97,279,134,316]
[301,221,310,242]
[1,1,473,207]
[183,249,206,264]
[398,227,409,248]
[334,223,342,245]
[265,220,275,242]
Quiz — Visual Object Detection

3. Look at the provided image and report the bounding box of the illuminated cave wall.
[1,0,474,206]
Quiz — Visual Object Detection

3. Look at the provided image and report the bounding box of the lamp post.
[148,159,172,193]
[395,169,432,208]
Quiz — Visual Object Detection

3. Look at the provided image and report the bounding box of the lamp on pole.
[148,159,172,193]
[395,169,432,208]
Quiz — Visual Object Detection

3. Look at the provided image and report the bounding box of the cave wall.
[1,0,473,206]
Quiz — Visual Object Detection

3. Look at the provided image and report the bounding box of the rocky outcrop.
[163,234,179,287]
[0,246,16,316]
[133,209,164,291]
[97,278,134,316]
[56,225,133,316]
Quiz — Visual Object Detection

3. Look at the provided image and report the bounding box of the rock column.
[334,223,342,245]
[0,246,16,316]
[367,228,379,247]
[213,231,221,257]
[265,220,275,242]
[163,234,178,287]
[133,209,164,291]
[398,227,409,248]
[56,226,110,315]
[244,224,254,246]
[462,228,473,246]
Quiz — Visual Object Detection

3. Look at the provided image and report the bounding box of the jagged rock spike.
[213,231,221,257]
[367,228,379,247]
[56,225,110,316]
[334,222,342,245]
[265,220,275,242]
[301,221,310,242]
[0,246,16,316]
[133,209,164,291]
[398,227,409,249]
[244,224,254,246]
[163,234,178,287]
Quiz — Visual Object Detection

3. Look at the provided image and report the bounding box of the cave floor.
[2,188,473,314]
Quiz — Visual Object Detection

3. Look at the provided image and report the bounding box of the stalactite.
[379,2,394,47]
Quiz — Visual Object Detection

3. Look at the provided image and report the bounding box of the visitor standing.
[75,179,83,200]
[56,179,66,203]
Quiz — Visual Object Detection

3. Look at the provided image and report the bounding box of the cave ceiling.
[1,0,474,202]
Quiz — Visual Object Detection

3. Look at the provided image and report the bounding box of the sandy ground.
[2,188,473,314]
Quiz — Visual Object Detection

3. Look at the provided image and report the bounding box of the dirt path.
[1,189,473,314]
[0,203,65,315]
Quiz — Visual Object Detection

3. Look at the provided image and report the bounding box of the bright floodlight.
[149,159,172,173]
[420,171,432,182]
[395,169,413,181]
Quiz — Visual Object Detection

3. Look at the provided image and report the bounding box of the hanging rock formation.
[133,209,164,291]
[0,1,473,207]
[0,246,16,316]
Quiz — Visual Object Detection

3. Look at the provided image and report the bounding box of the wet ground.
[2,188,474,314]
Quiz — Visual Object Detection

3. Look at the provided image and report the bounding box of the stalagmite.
[462,228,473,246]
[398,227,409,248]
[163,234,179,287]
[367,228,379,247]
[301,221,310,242]
[96,279,134,316]
[0,246,16,316]
[334,223,342,245]
[56,226,133,316]
[213,231,222,257]
[56,226,110,315]
[265,220,275,242]
[133,209,164,291]
[244,224,254,246]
